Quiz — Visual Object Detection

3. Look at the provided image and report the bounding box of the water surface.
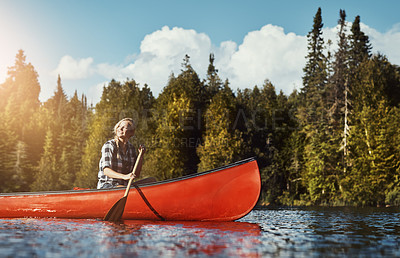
[1,207,399,257]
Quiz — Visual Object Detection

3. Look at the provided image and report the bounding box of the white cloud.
[362,23,400,65]
[122,26,213,93]
[53,55,94,80]
[94,25,307,96]
[96,63,125,79]
[322,22,400,66]
[52,23,400,103]
[223,24,307,93]
[87,81,108,105]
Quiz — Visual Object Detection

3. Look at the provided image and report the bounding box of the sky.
[1,0,400,104]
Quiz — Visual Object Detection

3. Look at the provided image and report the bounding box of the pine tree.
[324,9,350,200]
[349,15,372,72]
[57,149,74,190]
[197,82,243,172]
[301,7,328,106]
[2,50,40,139]
[197,56,241,172]
[31,129,57,191]
[55,91,90,190]
[297,8,335,204]
[145,92,193,180]
[205,53,222,101]
[235,82,275,167]
[0,111,18,192]
[144,55,205,179]
[9,141,32,192]
[259,84,290,204]
[28,76,90,191]
[45,75,68,118]
[0,50,41,191]
[346,56,400,205]
[330,9,349,119]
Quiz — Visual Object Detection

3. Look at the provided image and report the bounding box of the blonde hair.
[113,118,135,137]
[113,118,136,158]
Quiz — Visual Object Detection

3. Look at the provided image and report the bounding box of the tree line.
[1,8,399,206]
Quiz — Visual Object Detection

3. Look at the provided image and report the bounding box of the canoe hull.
[0,158,260,221]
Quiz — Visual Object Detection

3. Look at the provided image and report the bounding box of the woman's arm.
[104,167,135,180]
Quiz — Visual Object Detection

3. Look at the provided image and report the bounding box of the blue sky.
[1,0,400,104]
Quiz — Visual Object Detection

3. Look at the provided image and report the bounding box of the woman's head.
[114,118,136,141]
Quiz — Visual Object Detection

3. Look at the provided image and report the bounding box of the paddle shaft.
[103,147,145,222]
[123,149,144,197]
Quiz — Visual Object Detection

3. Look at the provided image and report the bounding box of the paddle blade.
[103,196,127,222]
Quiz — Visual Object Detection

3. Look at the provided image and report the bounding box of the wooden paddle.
[103,148,144,222]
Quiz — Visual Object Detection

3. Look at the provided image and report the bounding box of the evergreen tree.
[0,112,18,192]
[348,15,372,72]
[197,82,243,172]
[197,56,241,172]
[29,76,90,191]
[323,9,350,200]
[279,90,306,205]
[44,75,68,118]
[345,56,400,205]
[1,50,40,139]
[56,91,90,189]
[9,141,31,192]
[31,129,57,191]
[145,92,193,180]
[145,55,205,179]
[301,7,328,105]
[0,50,41,191]
[347,14,372,105]
[235,80,297,204]
[330,9,349,117]
[57,149,74,190]
[205,53,223,101]
[298,8,339,204]
[235,84,271,166]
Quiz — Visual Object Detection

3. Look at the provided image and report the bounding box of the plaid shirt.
[97,139,137,189]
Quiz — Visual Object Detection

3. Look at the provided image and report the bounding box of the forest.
[1,8,400,207]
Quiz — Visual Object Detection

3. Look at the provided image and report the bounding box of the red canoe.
[0,158,260,221]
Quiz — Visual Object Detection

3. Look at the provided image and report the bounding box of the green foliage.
[297,8,339,205]
[386,188,400,206]
[349,15,372,70]
[0,50,41,192]
[144,56,204,179]
[30,78,90,191]
[1,50,40,138]
[197,83,243,172]
[31,129,57,191]
[144,92,193,180]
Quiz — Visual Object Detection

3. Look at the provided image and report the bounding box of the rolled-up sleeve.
[100,141,114,171]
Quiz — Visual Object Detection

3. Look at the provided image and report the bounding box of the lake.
[1,207,399,257]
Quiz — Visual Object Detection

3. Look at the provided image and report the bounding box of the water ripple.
[1,207,399,257]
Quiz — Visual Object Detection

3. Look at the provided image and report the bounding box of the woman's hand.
[139,144,146,154]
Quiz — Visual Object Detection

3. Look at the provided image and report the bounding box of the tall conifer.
[144,55,205,179]
[299,8,336,204]
[197,81,243,172]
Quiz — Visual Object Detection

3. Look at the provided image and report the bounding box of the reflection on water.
[1,207,399,257]
[0,218,261,257]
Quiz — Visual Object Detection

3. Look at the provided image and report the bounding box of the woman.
[97,118,155,189]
